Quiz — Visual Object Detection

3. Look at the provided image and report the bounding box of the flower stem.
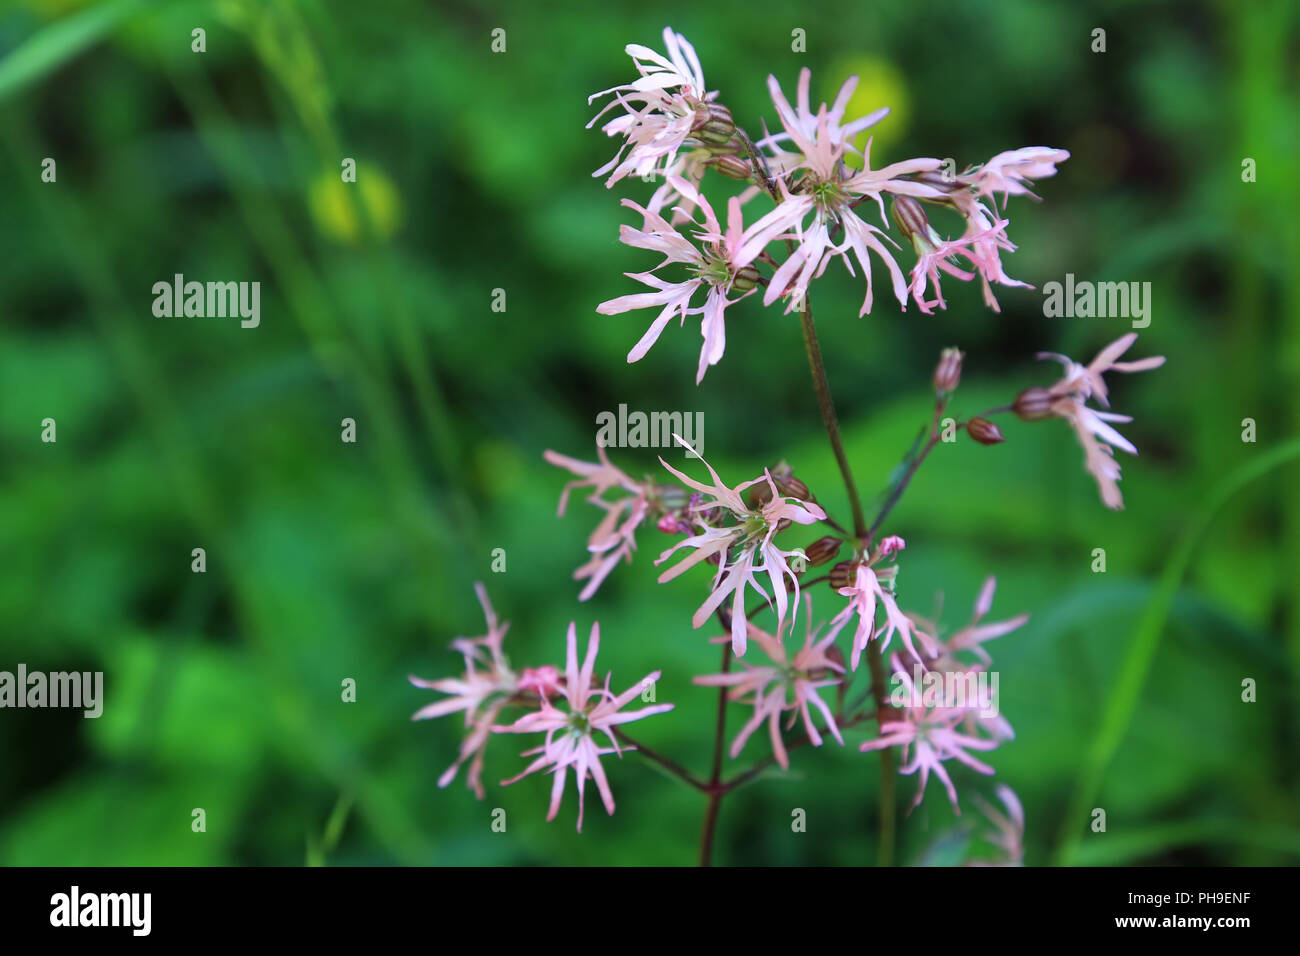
[866,639,896,867]
[613,728,711,793]
[792,291,899,863]
[700,637,733,867]
[797,295,868,539]
[869,404,1011,538]
[869,431,941,540]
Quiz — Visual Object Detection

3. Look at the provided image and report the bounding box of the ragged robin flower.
[497,621,673,831]
[597,175,777,383]
[1018,332,1165,509]
[693,598,844,769]
[409,583,518,798]
[655,436,825,655]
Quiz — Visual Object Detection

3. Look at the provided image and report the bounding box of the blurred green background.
[1,0,1297,866]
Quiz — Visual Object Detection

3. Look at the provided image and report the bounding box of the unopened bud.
[912,169,967,196]
[1013,387,1056,422]
[707,153,753,180]
[890,195,931,244]
[774,474,811,501]
[933,347,964,394]
[804,535,842,567]
[966,417,1005,445]
[731,262,761,293]
[655,483,689,512]
[747,469,812,508]
[693,104,736,146]
[830,560,860,592]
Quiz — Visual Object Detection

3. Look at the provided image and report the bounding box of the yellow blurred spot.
[309,163,402,244]
[827,55,910,168]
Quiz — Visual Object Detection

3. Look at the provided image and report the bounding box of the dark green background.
[1,0,1297,865]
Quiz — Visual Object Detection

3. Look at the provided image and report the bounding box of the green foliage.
[0,0,1297,866]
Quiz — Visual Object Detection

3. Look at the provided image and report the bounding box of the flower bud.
[932,347,964,394]
[731,262,761,293]
[966,417,1005,445]
[804,535,843,567]
[747,468,812,508]
[1012,387,1056,422]
[911,169,967,195]
[891,195,947,258]
[707,153,753,180]
[654,483,690,512]
[830,560,860,592]
[693,104,736,146]
[774,474,811,502]
[890,195,931,244]
[746,481,773,508]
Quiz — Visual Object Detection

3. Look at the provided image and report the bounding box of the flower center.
[567,710,591,738]
[692,249,733,286]
[809,176,850,216]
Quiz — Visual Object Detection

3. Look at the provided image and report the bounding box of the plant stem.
[870,432,941,540]
[797,296,868,539]
[613,729,711,793]
[868,404,1012,538]
[866,640,896,867]
[700,637,733,866]
[721,713,872,791]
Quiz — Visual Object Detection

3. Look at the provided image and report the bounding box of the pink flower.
[757,68,889,178]
[906,215,1022,314]
[961,147,1070,206]
[913,146,1067,312]
[960,204,1032,312]
[749,81,945,315]
[1034,333,1166,509]
[597,176,775,383]
[498,622,673,831]
[860,704,998,814]
[587,28,712,187]
[409,583,518,798]
[544,447,651,599]
[544,446,642,513]
[655,437,826,655]
[934,577,1029,667]
[694,602,845,768]
[892,578,1027,745]
[877,535,906,558]
[829,562,935,671]
[519,666,562,699]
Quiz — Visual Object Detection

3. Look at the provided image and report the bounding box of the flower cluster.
[411,27,1168,862]
[592,31,1071,383]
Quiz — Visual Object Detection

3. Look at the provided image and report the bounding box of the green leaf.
[1054,437,1300,865]
[0,0,144,103]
